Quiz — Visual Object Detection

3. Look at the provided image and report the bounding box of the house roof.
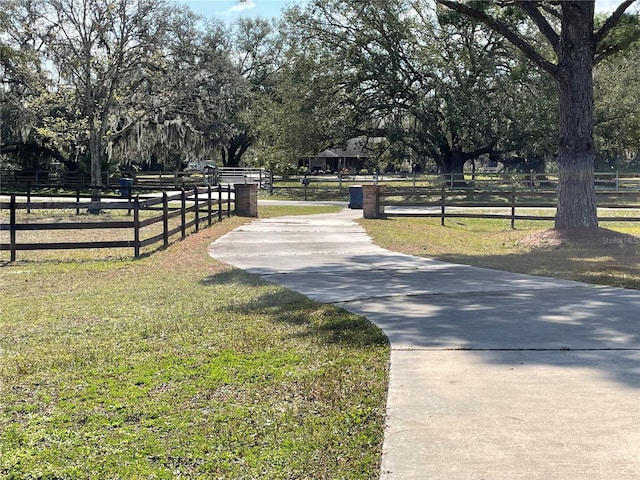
[315,137,377,158]
[315,149,340,158]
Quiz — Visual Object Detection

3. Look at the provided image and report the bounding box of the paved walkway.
[208,208,640,479]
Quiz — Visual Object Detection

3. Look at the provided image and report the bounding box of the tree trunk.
[555,2,598,229]
[440,148,468,187]
[222,132,253,167]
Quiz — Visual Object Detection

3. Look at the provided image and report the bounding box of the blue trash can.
[349,185,363,209]
[119,178,133,196]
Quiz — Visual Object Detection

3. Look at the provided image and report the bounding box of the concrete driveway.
[209,208,640,479]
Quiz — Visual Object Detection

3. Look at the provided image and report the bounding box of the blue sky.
[176,0,306,22]
[176,0,631,23]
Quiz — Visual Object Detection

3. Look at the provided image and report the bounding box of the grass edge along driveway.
[361,216,640,290]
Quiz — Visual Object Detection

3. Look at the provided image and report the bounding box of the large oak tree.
[44,0,180,201]
[284,0,558,182]
[436,0,640,229]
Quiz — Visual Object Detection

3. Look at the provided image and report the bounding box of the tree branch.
[595,29,640,63]
[436,0,558,77]
[1,141,68,164]
[463,139,498,162]
[594,0,640,64]
[516,1,560,54]
[539,2,562,21]
[595,0,636,45]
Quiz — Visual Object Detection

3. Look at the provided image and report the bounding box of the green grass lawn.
[0,207,389,479]
[361,216,640,290]
[259,204,342,217]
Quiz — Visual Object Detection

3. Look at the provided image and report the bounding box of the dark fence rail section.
[265,171,640,200]
[380,187,640,227]
[0,185,233,262]
[0,168,271,191]
[4,170,640,198]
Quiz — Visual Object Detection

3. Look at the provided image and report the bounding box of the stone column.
[234,183,258,217]
[362,184,385,219]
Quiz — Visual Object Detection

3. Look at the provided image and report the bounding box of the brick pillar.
[362,184,385,219]
[234,183,258,217]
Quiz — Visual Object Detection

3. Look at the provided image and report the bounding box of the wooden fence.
[0,167,270,191]
[381,187,640,227]
[265,171,640,200]
[0,169,210,189]
[0,185,233,262]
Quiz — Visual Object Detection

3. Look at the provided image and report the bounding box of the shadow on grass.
[431,229,640,290]
[200,269,389,349]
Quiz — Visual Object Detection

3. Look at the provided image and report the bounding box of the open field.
[0,205,388,479]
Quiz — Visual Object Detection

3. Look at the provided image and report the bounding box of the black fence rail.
[5,169,640,196]
[434,171,640,192]
[0,185,233,262]
[0,170,216,191]
[0,170,106,188]
[264,171,640,200]
[0,168,271,191]
[381,187,640,227]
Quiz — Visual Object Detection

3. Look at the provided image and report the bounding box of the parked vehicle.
[184,160,217,174]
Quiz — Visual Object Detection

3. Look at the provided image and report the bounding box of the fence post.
[133,196,141,258]
[227,185,231,217]
[510,187,516,230]
[163,191,169,248]
[218,184,223,222]
[616,170,619,192]
[234,183,258,217]
[194,187,200,232]
[440,186,446,226]
[530,170,535,191]
[181,187,186,239]
[269,171,274,195]
[10,195,17,262]
[450,172,454,191]
[26,183,31,214]
[207,185,212,227]
[127,184,133,216]
[363,184,385,219]
[76,186,81,215]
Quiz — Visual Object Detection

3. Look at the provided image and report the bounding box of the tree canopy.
[281,0,559,178]
[1,0,247,182]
